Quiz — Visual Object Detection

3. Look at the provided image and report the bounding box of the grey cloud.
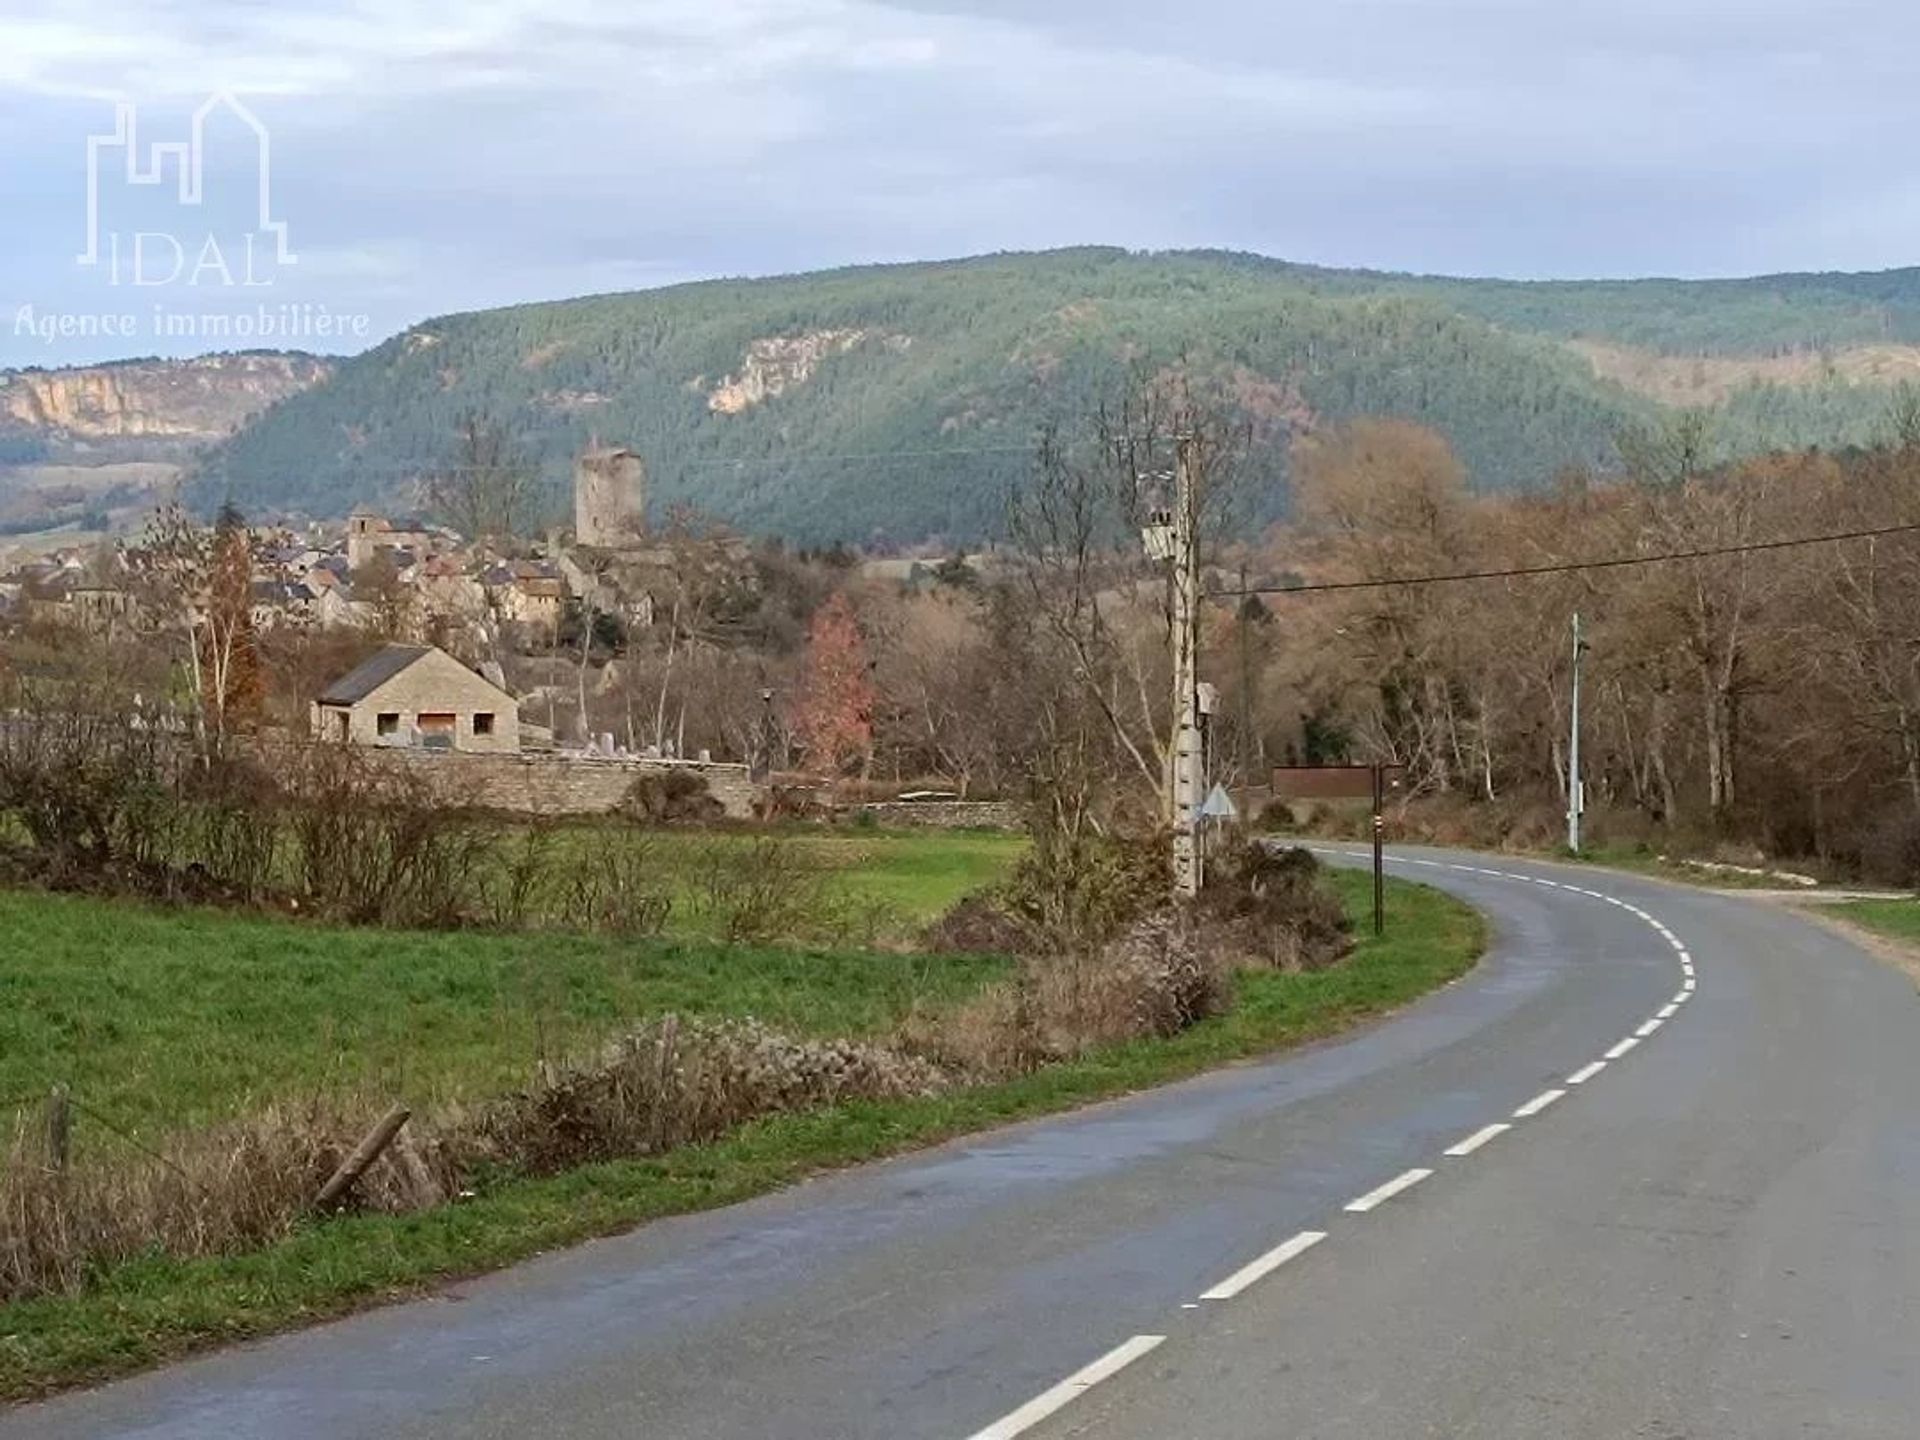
[3,0,1918,365]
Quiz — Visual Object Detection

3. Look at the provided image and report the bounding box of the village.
[0,442,1016,828]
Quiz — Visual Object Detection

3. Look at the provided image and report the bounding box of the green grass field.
[0,826,1023,1142]
[0,862,1481,1400]
[620,825,1022,935]
[0,888,1012,1148]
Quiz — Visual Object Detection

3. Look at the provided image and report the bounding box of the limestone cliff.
[706,330,906,414]
[0,353,331,446]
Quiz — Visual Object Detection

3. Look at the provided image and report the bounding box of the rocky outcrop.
[0,353,331,444]
[707,330,906,414]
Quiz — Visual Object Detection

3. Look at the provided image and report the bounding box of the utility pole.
[1171,430,1203,899]
[1567,611,1583,853]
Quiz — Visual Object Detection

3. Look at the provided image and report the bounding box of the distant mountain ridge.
[185,248,1920,544]
[0,352,331,464]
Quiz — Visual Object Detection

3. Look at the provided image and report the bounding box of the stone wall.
[855,799,1023,831]
[374,749,756,818]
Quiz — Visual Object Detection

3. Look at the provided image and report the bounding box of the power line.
[1210,520,1920,598]
[215,440,1048,479]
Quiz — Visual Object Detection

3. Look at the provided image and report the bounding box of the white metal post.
[1567,611,1583,853]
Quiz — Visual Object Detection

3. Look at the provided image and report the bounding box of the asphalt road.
[7,848,1919,1439]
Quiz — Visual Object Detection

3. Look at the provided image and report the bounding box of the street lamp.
[756,687,776,782]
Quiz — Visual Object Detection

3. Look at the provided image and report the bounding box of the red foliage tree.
[791,592,874,778]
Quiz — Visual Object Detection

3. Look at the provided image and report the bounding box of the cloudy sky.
[3,0,1917,366]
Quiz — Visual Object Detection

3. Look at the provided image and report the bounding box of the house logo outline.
[77,91,296,268]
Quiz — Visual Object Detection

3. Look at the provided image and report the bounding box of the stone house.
[311,643,520,752]
[484,562,565,632]
[345,505,435,572]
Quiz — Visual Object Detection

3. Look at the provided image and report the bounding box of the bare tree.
[424,415,536,542]
[1004,373,1251,811]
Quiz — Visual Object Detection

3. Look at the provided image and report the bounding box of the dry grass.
[0,1100,416,1301]
[0,1016,947,1304]
[901,911,1230,1076]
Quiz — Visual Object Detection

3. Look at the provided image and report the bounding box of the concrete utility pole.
[1567,611,1583,853]
[1171,430,1203,899]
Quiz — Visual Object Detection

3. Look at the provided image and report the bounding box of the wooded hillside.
[193,248,1920,543]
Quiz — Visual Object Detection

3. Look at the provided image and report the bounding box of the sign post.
[1270,763,1403,936]
[1371,764,1385,936]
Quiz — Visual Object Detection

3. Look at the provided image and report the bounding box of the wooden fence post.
[314,1105,410,1211]
[45,1085,70,1175]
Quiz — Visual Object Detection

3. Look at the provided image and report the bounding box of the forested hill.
[194,248,1920,545]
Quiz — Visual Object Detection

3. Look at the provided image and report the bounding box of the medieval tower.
[573,445,646,547]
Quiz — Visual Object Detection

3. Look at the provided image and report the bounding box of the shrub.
[455,1016,946,1178]
[1197,839,1352,972]
[279,745,496,928]
[615,769,723,826]
[901,909,1227,1077]
[999,823,1168,953]
[557,837,673,935]
[920,893,1038,956]
[682,836,842,944]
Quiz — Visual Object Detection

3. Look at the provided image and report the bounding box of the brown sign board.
[1271,764,1405,801]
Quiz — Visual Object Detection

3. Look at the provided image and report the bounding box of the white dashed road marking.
[1344,1168,1433,1213]
[966,1335,1166,1440]
[1443,1123,1511,1157]
[1512,1088,1565,1118]
[1036,841,1712,1433]
[1198,1230,1327,1301]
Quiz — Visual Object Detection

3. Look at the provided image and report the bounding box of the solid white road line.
[1512,1088,1565,1118]
[966,1335,1167,1440]
[1443,1122,1511,1157]
[1604,1036,1641,1060]
[1566,1060,1608,1085]
[1344,1168,1434,1213]
[1199,1230,1328,1301]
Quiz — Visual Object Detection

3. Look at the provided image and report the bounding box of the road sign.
[1200,784,1238,820]
[1272,764,1405,800]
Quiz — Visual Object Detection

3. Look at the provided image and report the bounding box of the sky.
[3,0,1919,366]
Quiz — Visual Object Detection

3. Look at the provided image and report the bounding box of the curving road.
[7,848,1920,1438]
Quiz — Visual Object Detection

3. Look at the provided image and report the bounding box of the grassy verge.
[0,868,1479,1404]
[1827,897,1920,944]
[1552,843,1823,890]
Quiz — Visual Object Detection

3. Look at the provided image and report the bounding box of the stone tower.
[573,446,646,548]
